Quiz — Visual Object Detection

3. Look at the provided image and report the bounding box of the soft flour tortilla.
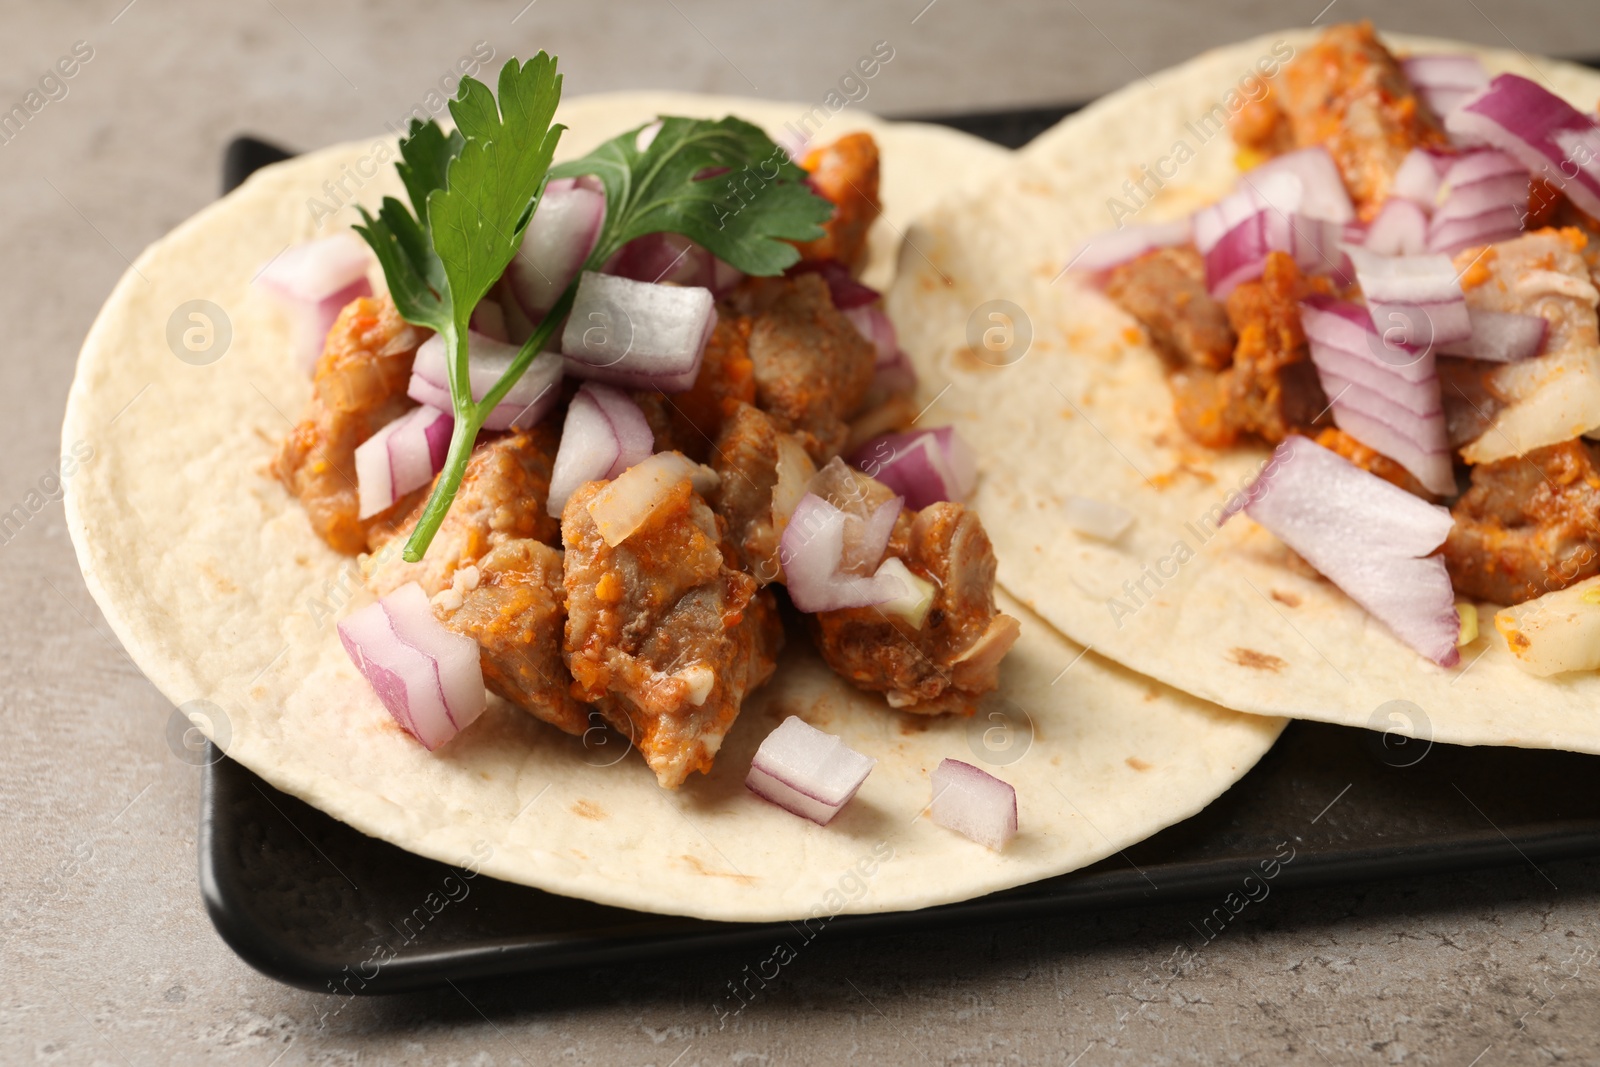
[887,33,1600,755]
[63,93,1283,922]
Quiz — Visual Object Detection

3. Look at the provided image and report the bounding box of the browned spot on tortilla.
[199,560,237,595]
[1126,757,1153,772]
[1228,647,1286,672]
[681,854,757,885]
[952,344,1006,374]
[1507,629,1530,651]
[1271,589,1302,608]
[570,800,606,821]
[898,716,932,735]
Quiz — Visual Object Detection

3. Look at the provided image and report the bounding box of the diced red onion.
[561,271,717,392]
[780,493,906,613]
[354,404,453,519]
[1427,150,1529,253]
[256,232,374,374]
[793,259,880,310]
[1062,495,1135,541]
[848,427,977,510]
[1363,197,1430,256]
[1246,146,1356,224]
[1226,435,1460,665]
[930,758,1017,851]
[547,383,655,516]
[337,581,487,751]
[1205,207,1356,298]
[469,299,510,343]
[1194,171,1302,254]
[1302,294,1455,496]
[1438,308,1548,362]
[1390,148,1446,206]
[1446,74,1600,220]
[746,716,876,825]
[1403,54,1489,119]
[1346,248,1471,347]
[585,451,712,547]
[505,176,606,320]
[1067,217,1192,275]
[604,232,744,296]
[843,304,899,367]
[409,331,564,430]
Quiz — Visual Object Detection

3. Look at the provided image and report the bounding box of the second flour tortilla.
[886,32,1600,754]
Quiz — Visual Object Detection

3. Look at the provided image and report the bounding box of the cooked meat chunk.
[1314,427,1439,500]
[805,463,1021,714]
[1230,92,1294,161]
[725,272,876,461]
[433,538,588,735]
[273,294,428,553]
[365,427,562,593]
[1104,246,1235,371]
[562,476,783,788]
[1168,252,1330,448]
[364,427,582,734]
[813,502,1021,714]
[709,403,817,582]
[1276,21,1447,218]
[1442,229,1600,465]
[795,132,881,271]
[1442,439,1600,605]
[629,313,758,462]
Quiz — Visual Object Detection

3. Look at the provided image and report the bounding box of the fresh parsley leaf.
[394,119,463,225]
[552,115,832,276]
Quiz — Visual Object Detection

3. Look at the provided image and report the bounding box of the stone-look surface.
[5,1,1600,1063]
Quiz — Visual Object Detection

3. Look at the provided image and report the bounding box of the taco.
[889,24,1600,753]
[63,62,1282,921]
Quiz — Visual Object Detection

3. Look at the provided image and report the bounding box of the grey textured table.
[7,1,1600,1063]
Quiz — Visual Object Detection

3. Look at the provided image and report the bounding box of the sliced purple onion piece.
[561,271,717,392]
[848,427,977,511]
[1403,54,1489,120]
[1363,197,1430,256]
[354,404,453,518]
[779,493,906,613]
[547,383,656,517]
[1346,248,1471,347]
[745,716,876,825]
[1066,217,1192,275]
[338,581,487,751]
[1446,74,1600,220]
[505,176,606,320]
[255,233,374,374]
[408,331,564,431]
[930,759,1017,851]
[1437,308,1548,362]
[1225,436,1460,666]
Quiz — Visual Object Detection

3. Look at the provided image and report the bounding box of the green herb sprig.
[356,54,832,562]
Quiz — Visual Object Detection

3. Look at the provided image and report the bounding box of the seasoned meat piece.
[1231,93,1295,161]
[273,294,428,554]
[364,427,583,734]
[562,476,783,788]
[812,498,1022,715]
[1314,427,1439,500]
[1168,252,1330,448]
[726,272,877,461]
[432,538,588,735]
[1443,439,1600,605]
[1104,246,1236,371]
[1277,21,1447,218]
[629,313,757,462]
[365,426,562,594]
[709,402,817,581]
[1441,229,1600,465]
[795,132,881,271]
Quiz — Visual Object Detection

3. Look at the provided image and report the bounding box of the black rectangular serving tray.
[202,105,1600,995]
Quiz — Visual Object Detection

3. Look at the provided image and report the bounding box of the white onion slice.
[1446,74,1600,220]
[337,581,487,751]
[505,177,606,320]
[584,450,710,547]
[847,427,977,510]
[875,556,935,627]
[408,331,563,431]
[1066,217,1192,275]
[1226,435,1460,666]
[1403,54,1489,119]
[1062,495,1135,542]
[930,759,1017,851]
[561,271,718,392]
[354,405,453,519]
[1346,248,1471,347]
[256,233,374,374]
[780,493,905,613]
[547,383,655,516]
[1437,308,1548,362]
[1302,295,1455,496]
[745,716,876,825]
